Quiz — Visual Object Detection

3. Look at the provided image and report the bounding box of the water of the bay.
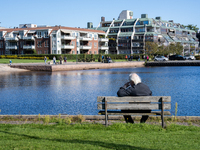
[0,66,199,116]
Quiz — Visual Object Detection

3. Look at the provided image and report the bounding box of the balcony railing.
[5,37,19,41]
[6,46,18,49]
[23,45,35,49]
[79,45,92,49]
[98,38,109,42]
[98,46,108,50]
[23,36,35,40]
[61,44,75,49]
[61,35,76,40]
[79,36,92,41]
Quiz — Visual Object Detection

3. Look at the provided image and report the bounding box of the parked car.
[154,56,168,61]
[183,55,195,60]
[169,55,185,60]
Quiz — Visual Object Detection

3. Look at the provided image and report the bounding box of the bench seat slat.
[97,96,171,102]
[98,103,171,110]
[98,111,171,115]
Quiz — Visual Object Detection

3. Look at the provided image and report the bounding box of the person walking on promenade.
[128,55,130,61]
[9,60,12,65]
[53,56,56,64]
[147,55,149,61]
[130,55,133,61]
[44,56,47,65]
[102,55,104,63]
[138,55,140,61]
[143,55,146,61]
[64,56,67,63]
[125,55,128,61]
[59,55,63,64]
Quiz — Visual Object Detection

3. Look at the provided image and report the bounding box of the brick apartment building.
[0,24,109,55]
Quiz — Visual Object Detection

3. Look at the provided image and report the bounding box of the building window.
[0,41,3,48]
[94,42,97,48]
[38,50,42,54]
[89,34,92,38]
[37,41,42,47]
[52,41,56,48]
[89,42,92,47]
[44,31,48,37]
[89,51,92,54]
[94,34,97,40]
[20,41,24,48]
[44,50,48,54]
[94,51,97,54]
[72,50,75,54]
[38,32,42,38]
[45,41,49,47]
[52,34,56,38]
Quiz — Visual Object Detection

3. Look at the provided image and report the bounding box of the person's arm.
[117,82,132,97]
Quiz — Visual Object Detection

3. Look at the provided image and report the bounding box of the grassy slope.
[0,123,199,150]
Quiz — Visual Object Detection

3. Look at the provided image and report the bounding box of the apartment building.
[0,24,108,55]
[88,10,199,54]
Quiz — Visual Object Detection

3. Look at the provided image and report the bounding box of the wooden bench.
[97,96,171,128]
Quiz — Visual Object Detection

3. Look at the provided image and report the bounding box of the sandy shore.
[0,64,29,72]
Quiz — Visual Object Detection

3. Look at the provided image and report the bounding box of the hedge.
[0,54,145,61]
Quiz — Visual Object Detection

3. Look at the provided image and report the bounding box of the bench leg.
[105,100,108,126]
[140,115,149,123]
[123,115,134,123]
[161,97,164,128]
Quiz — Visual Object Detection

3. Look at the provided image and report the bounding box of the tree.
[168,42,183,55]
[182,24,199,32]
[145,41,158,55]
[157,45,170,56]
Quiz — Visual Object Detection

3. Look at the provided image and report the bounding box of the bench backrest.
[97,96,171,113]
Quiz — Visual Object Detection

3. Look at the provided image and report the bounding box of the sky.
[0,0,200,29]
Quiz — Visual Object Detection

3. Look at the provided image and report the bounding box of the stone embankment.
[9,62,145,72]
[146,60,200,66]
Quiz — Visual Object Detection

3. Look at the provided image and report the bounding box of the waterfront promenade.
[8,61,145,72]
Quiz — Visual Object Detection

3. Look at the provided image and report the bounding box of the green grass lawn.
[0,59,77,64]
[0,123,199,150]
[0,58,144,64]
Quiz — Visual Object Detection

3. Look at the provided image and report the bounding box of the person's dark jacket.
[117,83,152,97]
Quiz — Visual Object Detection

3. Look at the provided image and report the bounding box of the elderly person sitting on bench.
[117,73,152,123]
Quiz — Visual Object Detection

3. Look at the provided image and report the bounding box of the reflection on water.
[0,66,200,116]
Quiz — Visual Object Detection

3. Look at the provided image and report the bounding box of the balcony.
[23,45,35,49]
[23,36,35,40]
[61,35,76,40]
[99,45,108,50]
[5,37,18,41]
[6,46,18,49]
[79,36,92,41]
[79,45,92,49]
[61,45,75,49]
[98,38,109,42]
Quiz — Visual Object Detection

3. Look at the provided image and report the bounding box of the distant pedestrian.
[147,55,149,61]
[59,55,63,64]
[138,55,140,61]
[128,55,130,61]
[102,55,104,63]
[64,56,67,63]
[130,55,133,61]
[125,55,128,61]
[44,56,47,64]
[9,60,12,65]
[53,56,56,64]
[143,55,146,61]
